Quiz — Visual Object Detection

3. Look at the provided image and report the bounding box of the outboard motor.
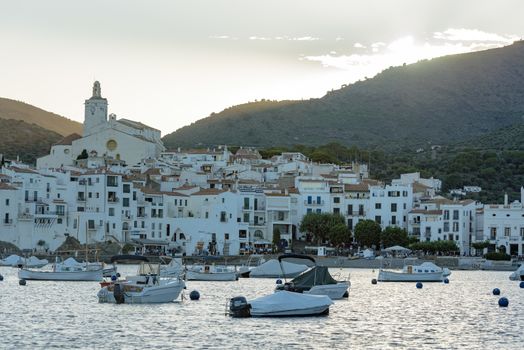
[113,283,125,304]
[229,296,251,318]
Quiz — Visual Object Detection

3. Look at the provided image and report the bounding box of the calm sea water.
[0,266,522,349]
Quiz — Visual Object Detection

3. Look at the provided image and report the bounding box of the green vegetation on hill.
[163,41,524,150]
[257,135,524,203]
[0,97,82,136]
[0,119,62,163]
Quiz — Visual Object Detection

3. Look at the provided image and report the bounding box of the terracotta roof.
[344,183,369,192]
[173,184,198,190]
[9,167,37,174]
[192,188,227,196]
[0,183,17,190]
[53,133,82,146]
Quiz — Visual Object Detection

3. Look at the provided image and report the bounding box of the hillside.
[0,97,82,136]
[163,41,524,150]
[0,119,62,163]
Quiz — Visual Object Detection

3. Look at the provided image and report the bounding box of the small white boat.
[97,255,185,304]
[378,262,451,282]
[18,267,103,281]
[57,258,116,277]
[186,264,238,281]
[228,291,333,317]
[275,254,350,300]
[509,264,524,281]
[247,259,309,278]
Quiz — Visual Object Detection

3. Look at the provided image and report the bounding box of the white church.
[37,81,165,169]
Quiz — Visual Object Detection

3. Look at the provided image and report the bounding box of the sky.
[0,0,523,136]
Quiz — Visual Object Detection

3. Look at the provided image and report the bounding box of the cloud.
[335,37,344,41]
[302,32,511,75]
[291,36,319,41]
[249,36,271,41]
[434,28,519,43]
[209,35,231,40]
[354,42,366,48]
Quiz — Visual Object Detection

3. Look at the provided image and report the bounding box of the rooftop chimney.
[504,193,508,206]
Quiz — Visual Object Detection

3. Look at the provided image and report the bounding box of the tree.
[471,240,490,250]
[299,212,346,245]
[329,224,351,246]
[354,220,381,248]
[381,226,409,248]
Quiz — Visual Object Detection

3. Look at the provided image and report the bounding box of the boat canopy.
[250,291,332,316]
[277,254,316,263]
[290,266,337,290]
[110,255,149,263]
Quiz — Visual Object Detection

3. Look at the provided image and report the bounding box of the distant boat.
[97,255,185,304]
[378,261,451,282]
[57,257,116,277]
[186,264,238,281]
[509,264,524,281]
[246,259,309,278]
[0,255,48,268]
[18,267,103,281]
[228,291,333,318]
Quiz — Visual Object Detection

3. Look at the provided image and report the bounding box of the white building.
[37,81,164,169]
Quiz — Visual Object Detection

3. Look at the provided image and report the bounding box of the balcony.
[137,213,147,218]
[242,206,253,211]
[107,197,119,203]
[348,211,366,217]
[18,213,33,220]
[304,200,325,206]
[3,219,13,225]
[77,197,86,202]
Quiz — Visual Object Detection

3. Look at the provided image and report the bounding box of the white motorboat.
[509,264,524,281]
[97,255,185,304]
[275,255,350,300]
[186,264,238,281]
[228,291,333,317]
[378,261,451,282]
[247,259,309,278]
[18,267,103,281]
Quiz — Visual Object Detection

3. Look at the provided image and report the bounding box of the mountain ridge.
[162,41,524,150]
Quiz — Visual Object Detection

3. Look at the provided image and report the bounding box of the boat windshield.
[138,262,160,275]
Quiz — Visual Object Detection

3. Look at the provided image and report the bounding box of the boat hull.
[303,282,350,300]
[249,291,333,317]
[186,270,237,281]
[378,270,444,282]
[97,281,185,304]
[18,268,103,281]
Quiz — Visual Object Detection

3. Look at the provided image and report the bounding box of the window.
[359,205,364,216]
[316,209,321,214]
[109,208,115,216]
[307,196,312,204]
[504,227,511,236]
[5,199,9,206]
[243,213,249,222]
[307,208,312,214]
[185,200,187,206]
[375,216,381,224]
[244,198,250,209]
[452,222,459,232]
[225,233,230,240]
[333,208,340,214]
[123,184,130,193]
[443,210,450,220]
[57,218,62,224]
[490,227,497,239]
[443,222,449,232]
[453,210,459,220]
[88,220,95,229]
[347,218,353,228]
[205,212,209,219]
[391,216,396,225]
[375,203,381,209]
[347,204,353,215]
[334,197,340,204]
[520,227,524,237]
[220,211,227,222]
[239,230,247,239]
[391,203,397,212]
[316,196,321,204]
[123,198,129,207]
[77,207,84,212]
[152,223,155,230]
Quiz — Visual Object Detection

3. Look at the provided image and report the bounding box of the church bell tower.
[83,81,108,136]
